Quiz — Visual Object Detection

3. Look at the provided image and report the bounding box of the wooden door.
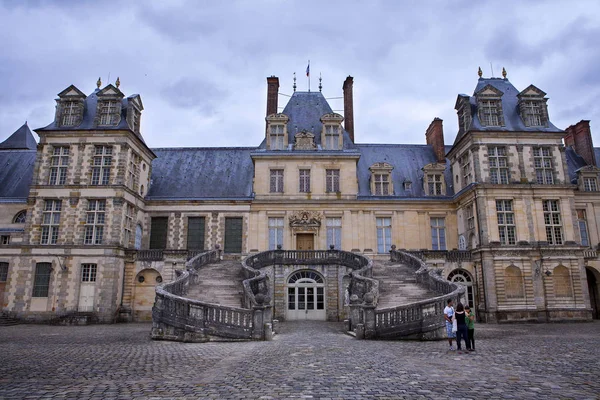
[224,217,243,253]
[296,234,314,250]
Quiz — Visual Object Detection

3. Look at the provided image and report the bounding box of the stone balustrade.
[125,249,208,262]
[404,249,472,263]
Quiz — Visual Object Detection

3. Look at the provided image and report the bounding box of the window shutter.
[149,217,168,249]
[224,217,243,253]
[187,217,206,250]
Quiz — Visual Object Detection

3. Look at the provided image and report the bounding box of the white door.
[78,264,97,312]
[286,270,326,320]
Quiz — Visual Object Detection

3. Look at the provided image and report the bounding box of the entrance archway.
[133,268,163,321]
[448,269,475,308]
[586,267,600,319]
[286,270,326,320]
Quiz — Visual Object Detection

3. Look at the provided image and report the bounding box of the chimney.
[564,120,595,166]
[426,118,446,163]
[266,76,279,117]
[343,76,355,142]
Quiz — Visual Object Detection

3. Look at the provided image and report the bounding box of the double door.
[287,284,326,320]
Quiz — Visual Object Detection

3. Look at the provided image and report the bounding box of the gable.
[475,84,504,97]
[57,85,86,98]
[97,84,124,98]
[518,84,547,98]
[128,94,144,110]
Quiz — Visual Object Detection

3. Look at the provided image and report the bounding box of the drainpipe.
[473,186,489,321]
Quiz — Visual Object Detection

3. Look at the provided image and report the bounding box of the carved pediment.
[289,210,322,228]
[294,130,316,150]
[266,113,289,122]
[475,84,504,98]
[369,162,394,172]
[128,94,144,111]
[422,162,446,171]
[57,85,86,99]
[518,84,547,98]
[577,165,600,174]
[97,84,124,98]
[320,112,344,123]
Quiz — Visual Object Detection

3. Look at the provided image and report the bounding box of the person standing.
[444,299,456,351]
[454,302,471,352]
[465,305,475,351]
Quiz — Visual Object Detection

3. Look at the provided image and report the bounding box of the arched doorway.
[133,268,163,321]
[586,267,600,319]
[286,270,326,320]
[448,269,475,308]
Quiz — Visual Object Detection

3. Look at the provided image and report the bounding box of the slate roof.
[0,123,37,150]
[0,150,36,199]
[355,144,454,198]
[146,147,255,200]
[453,78,563,146]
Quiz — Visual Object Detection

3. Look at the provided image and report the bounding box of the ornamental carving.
[289,210,322,229]
[294,130,316,151]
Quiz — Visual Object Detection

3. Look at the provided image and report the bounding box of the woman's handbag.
[452,317,458,333]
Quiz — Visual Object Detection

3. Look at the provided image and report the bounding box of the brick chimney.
[343,76,355,142]
[266,76,279,117]
[426,118,446,163]
[564,120,595,166]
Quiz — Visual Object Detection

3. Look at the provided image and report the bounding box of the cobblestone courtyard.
[0,321,599,399]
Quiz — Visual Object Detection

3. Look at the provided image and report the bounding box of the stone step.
[185,261,245,308]
[372,261,440,309]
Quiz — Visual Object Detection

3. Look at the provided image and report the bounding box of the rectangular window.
[325,125,340,149]
[41,199,61,245]
[32,263,52,297]
[270,124,285,150]
[376,217,392,253]
[99,101,119,125]
[187,217,206,250]
[61,101,79,126]
[124,204,134,248]
[91,146,112,185]
[489,146,509,184]
[523,101,543,126]
[496,200,516,245]
[270,169,284,193]
[431,217,446,250]
[224,217,243,253]
[533,147,554,184]
[427,174,443,195]
[460,153,472,185]
[81,264,97,282]
[0,235,9,245]
[49,146,69,185]
[584,177,598,192]
[543,200,563,245]
[326,218,342,250]
[84,199,105,245]
[374,174,390,195]
[480,100,500,126]
[150,217,169,249]
[466,204,475,230]
[268,217,284,250]
[326,169,340,193]
[299,169,311,193]
[128,153,140,190]
[577,209,590,247]
[0,262,8,282]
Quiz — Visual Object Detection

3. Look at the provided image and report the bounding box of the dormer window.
[475,84,505,127]
[576,165,600,192]
[403,180,412,191]
[55,85,86,128]
[126,94,144,134]
[320,113,344,150]
[521,101,543,126]
[270,124,285,150]
[95,84,124,127]
[369,162,394,196]
[266,113,289,150]
[518,85,549,127]
[423,163,446,196]
[61,101,80,126]
[454,95,472,135]
[324,125,340,149]
[99,100,120,126]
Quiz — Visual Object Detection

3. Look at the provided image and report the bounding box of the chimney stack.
[426,118,446,163]
[564,120,595,166]
[343,76,355,142]
[266,76,279,117]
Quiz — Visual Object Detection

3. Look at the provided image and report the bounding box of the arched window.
[13,210,27,224]
[134,224,143,250]
[505,265,525,299]
[553,265,573,298]
[447,269,474,308]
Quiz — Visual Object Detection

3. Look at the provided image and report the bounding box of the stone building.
[0,70,599,323]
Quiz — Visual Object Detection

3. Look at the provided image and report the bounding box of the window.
[521,100,543,127]
[504,265,524,299]
[460,153,472,186]
[369,163,394,196]
[496,200,516,245]
[326,218,342,250]
[61,101,79,126]
[49,146,69,185]
[427,174,443,195]
[0,262,8,282]
[270,169,284,193]
[403,181,412,191]
[1,235,9,245]
[99,100,119,125]
[431,217,446,250]
[533,147,554,184]
[128,153,140,191]
[489,146,509,184]
[374,174,390,195]
[584,177,598,192]
[91,146,112,185]
[41,200,61,245]
[81,264,97,282]
[187,217,206,250]
[543,200,563,245]
[124,204,134,248]
[134,224,143,250]
[13,210,27,223]
[466,204,475,230]
[268,217,284,250]
[32,263,52,297]
[577,209,589,247]
[270,124,285,150]
[447,269,474,308]
[376,217,392,253]
[324,125,340,149]
[326,169,340,193]
[84,199,105,245]
[150,217,168,249]
[299,169,311,193]
[553,265,573,298]
[479,100,501,126]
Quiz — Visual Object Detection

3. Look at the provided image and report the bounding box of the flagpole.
[308,60,310,92]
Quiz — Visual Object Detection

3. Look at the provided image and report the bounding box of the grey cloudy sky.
[1,0,600,148]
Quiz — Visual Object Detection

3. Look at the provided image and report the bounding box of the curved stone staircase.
[373,261,439,309]
[185,261,245,308]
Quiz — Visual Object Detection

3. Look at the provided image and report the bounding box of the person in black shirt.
[454,302,471,352]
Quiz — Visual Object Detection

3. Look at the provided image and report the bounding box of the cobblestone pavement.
[0,321,599,399]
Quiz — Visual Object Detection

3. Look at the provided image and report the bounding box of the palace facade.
[0,71,599,323]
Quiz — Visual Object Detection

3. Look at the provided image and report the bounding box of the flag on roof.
[306,63,310,77]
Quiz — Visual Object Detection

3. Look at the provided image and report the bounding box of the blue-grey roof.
[565,146,586,184]
[146,147,255,200]
[0,150,36,199]
[0,123,37,150]
[453,78,563,146]
[355,144,453,198]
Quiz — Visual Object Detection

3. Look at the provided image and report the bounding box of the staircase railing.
[373,250,465,339]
